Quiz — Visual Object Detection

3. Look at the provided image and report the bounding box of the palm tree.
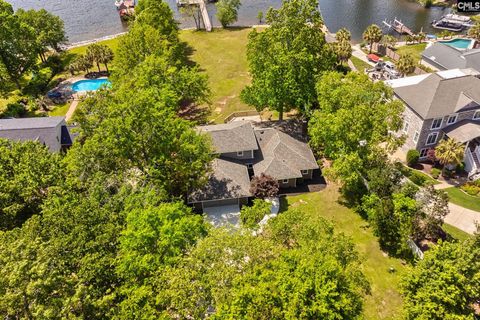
[363,24,383,53]
[435,138,465,173]
[396,53,415,76]
[382,34,397,49]
[335,28,351,42]
[98,45,114,73]
[416,32,426,43]
[333,39,352,65]
[468,22,480,42]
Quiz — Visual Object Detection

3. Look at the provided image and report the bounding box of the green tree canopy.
[0,139,63,230]
[402,235,480,319]
[241,0,336,120]
[396,53,416,76]
[362,24,383,53]
[216,0,241,28]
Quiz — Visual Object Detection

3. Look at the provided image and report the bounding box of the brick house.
[188,121,319,212]
[386,68,480,177]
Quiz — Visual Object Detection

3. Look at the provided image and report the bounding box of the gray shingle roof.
[198,121,258,154]
[393,72,480,119]
[253,128,319,180]
[188,158,252,203]
[443,119,480,143]
[422,42,480,71]
[0,117,67,151]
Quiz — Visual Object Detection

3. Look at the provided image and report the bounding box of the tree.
[396,53,416,76]
[382,34,397,49]
[0,139,63,230]
[240,199,270,229]
[335,27,351,42]
[415,185,449,240]
[0,0,38,89]
[257,10,263,24]
[468,22,480,42]
[332,39,352,65]
[241,0,336,120]
[434,138,465,172]
[308,72,404,199]
[402,236,480,319]
[86,43,104,72]
[98,45,114,72]
[362,24,383,53]
[180,5,202,30]
[16,8,67,61]
[249,173,280,199]
[415,32,426,44]
[216,0,241,28]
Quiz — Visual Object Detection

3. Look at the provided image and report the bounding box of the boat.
[442,13,473,27]
[431,18,465,32]
[115,0,135,20]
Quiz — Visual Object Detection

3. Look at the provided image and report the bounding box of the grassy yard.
[395,43,427,63]
[48,102,71,117]
[180,28,256,123]
[284,187,405,320]
[443,223,474,242]
[68,37,123,56]
[350,56,372,72]
[444,187,480,212]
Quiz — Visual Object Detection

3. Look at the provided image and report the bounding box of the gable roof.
[188,158,252,203]
[198,121,258,154]
[422,42,480,71]
[253,128,318,180]
[443,119,480,143]
[0,117,68,151]
[391,69,480,119]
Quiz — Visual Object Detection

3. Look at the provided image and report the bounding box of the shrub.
[461,184,480,196]
[1,102,26,118]
[240,199,271,229]
[406,149,420,167]
[22,67,53,97]
[409,170,428,186]
[456,162,465,174]
[430,168,441,179]
[250,173,279,199]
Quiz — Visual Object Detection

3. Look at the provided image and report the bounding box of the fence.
[407,239,424,260]
[224,110,260,123]
[372,43,427,75]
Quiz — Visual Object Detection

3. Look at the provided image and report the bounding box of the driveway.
[203,204,241,229]
[444,202,479,235]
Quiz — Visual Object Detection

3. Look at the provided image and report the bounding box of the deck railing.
[224,110,260,123]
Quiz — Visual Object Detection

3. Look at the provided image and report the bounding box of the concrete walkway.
[65,96,80,121]
[351,44,375,67]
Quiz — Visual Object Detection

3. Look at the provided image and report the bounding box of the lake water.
[10,0,451,43]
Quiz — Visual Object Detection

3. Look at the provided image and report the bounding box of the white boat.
[442,13,473,27]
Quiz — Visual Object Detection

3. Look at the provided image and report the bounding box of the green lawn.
[48,102,70,117]
[444,187,480,212]
[180,28,256,123]
[350,56,371,72]
[284,187,405,320]
[443,223,474,242]
[395,43,427,63]
[68,37,123,56]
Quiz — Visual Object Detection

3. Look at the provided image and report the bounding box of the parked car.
[367,53,381,63]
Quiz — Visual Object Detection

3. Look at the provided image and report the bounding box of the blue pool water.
[439,39,473,49]
[71,78,111,92]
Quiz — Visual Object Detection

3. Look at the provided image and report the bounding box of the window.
[426,132,438,145]
[413,131,419,143]
[474,110,480,120]
[420,148,428,158]
[237,151,244,157]
[403,121,409,133]
[447,114,457,125]
[431,118,443,129]
[282,179,289,184]
[301,170,308,175]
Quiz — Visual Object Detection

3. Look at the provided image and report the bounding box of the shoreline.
[65,24,272,49]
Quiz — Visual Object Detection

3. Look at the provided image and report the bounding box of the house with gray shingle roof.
[0,116,73,152]
[189,121,319,211]
[386,68,480,177]
[421,42,480,72]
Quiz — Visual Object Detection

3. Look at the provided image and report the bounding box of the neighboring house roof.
[198,121,258,154]
[422,42,480,71]
[390,69,480,119]
[188,158,251,203]
[443,119,480,143]
[0,116,70,151]
[253,128,319,180]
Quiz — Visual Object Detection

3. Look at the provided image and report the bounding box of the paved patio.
[203,204,241,229]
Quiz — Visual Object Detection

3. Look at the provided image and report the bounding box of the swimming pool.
[439,38,474,50]
[71,78,111,92]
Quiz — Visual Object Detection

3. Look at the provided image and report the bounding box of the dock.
[383,18,414,36]
[177,0,212,32]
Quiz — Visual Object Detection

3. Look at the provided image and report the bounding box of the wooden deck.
[177,0,212,32]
